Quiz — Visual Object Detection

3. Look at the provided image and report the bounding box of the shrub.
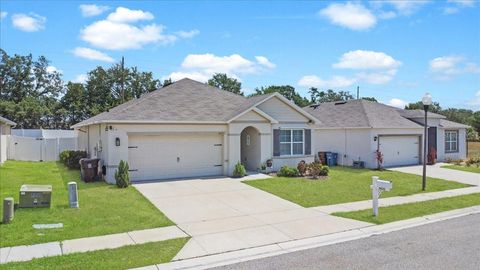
[277,166,299,177]
[233,161,246,178]
[308,162,329,179]
[465,157,480,168]
[59,150,87,169]
[297,160,307,176]
[115,160,130,188]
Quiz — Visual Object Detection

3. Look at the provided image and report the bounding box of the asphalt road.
[212,213,480,270]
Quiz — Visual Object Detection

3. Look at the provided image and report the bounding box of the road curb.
[146,206,480,270]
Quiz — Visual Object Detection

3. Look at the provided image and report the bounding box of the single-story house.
[72,78,468,183]
[0,115,16,164]
[303,99,468,168]
[72,78,319,183]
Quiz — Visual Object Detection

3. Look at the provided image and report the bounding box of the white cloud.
[386,98,408,108]
[319,2,376,31]
[356,69,397,84]
[444,0,476,14]
[1,11,7,19]
[333,50,401,70]
[448,0,476,7]
[46,65,62,74]
[378,11,396,19]
[79,7,192,50]
[382,0,430,15]
[81,20,176,50]
[166,53,275,82]
[106,7,153,23]
[255,56,276,69]
[429,55,479,79]
[79,4,109,17]
[11,13,46,32]
[176,29,200,38]
[468,91,480,106]
[72,74,88,83]
[298,75,356,89]
[72,47,115,62]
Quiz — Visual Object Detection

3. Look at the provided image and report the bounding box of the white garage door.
[379,136,420,167]
[128,133,223,181]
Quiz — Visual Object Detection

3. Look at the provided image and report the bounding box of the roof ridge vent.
[334,101,347,105]
[309,104,320,109]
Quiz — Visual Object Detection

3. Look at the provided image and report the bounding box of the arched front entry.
[240,126,261,171]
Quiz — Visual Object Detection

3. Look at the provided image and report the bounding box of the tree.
[208,73,243,95]
[251,85,311,107]
[313,89,354,103]
[61,82,88,126]
[85,66,114,117]
[129,67,161,99]
[362,97,378,102]
[0,49,63,128]
[404,101,442,113]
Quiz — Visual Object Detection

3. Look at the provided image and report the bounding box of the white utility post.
[371,176,393,216]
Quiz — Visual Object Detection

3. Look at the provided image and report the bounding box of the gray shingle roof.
[303,99,424,129]
[0,116,16,126]
[397,109,446,119]
[439,119,470,129]
[73,78,254,127]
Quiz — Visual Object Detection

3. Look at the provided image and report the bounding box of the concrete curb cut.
[140,206,480,270]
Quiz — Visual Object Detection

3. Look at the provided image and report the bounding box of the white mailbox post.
[371,176,392,216]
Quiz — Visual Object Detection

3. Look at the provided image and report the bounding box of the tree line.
[1,50,478,140]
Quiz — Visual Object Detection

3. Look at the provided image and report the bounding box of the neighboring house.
[72,79,468,183]
[304,99,468,169]
[0,116,16,164]
[72,78,319,183]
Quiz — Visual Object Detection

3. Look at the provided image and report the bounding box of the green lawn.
[333,193,480,224]
[0,161,173,247]
[441,164,480,174]
[0,237,189,270]
[244,167,469,207]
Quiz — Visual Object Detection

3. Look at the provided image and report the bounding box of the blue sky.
[1,1,479,109]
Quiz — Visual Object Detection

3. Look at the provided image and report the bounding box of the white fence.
[7,135,77,161]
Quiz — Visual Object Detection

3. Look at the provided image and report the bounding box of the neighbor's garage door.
[128,133,223,181]
[379,136,420,167]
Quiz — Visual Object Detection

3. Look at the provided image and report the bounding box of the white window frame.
[279,129,304,156]
[445,130,459,153]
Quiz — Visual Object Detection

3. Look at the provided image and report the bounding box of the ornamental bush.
[308,162,329,179]
[297,160,307,176]
[115,160,130,188]
[233,161,246,178]
[59,150,87,169]
[277,166,299,177]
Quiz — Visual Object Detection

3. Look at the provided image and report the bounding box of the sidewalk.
[312,186,480,214]
[137,206,480,270]
[389,163,480,186]
[2,186,479,265]
[0,226,188,264]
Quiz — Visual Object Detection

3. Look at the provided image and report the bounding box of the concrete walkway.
[389,163,479,186]
[133,177,371,261]
[313,186,480,214]
[0,226,187,264]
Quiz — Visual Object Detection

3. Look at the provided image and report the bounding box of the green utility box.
[19,184,52,208]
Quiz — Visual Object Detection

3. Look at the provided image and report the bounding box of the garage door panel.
[379,136,420,168]
[128,134,223,181]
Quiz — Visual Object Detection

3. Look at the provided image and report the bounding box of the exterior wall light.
[115,137,120,146]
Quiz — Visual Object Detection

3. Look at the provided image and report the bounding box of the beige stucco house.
[0,115,16,164]
[72,78,319,183]
[73,78,468,183]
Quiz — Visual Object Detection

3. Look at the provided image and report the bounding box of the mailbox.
[376,179,392,191]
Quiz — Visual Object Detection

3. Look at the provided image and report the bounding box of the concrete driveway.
[134,177,371,260]
[389,163,479,186]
